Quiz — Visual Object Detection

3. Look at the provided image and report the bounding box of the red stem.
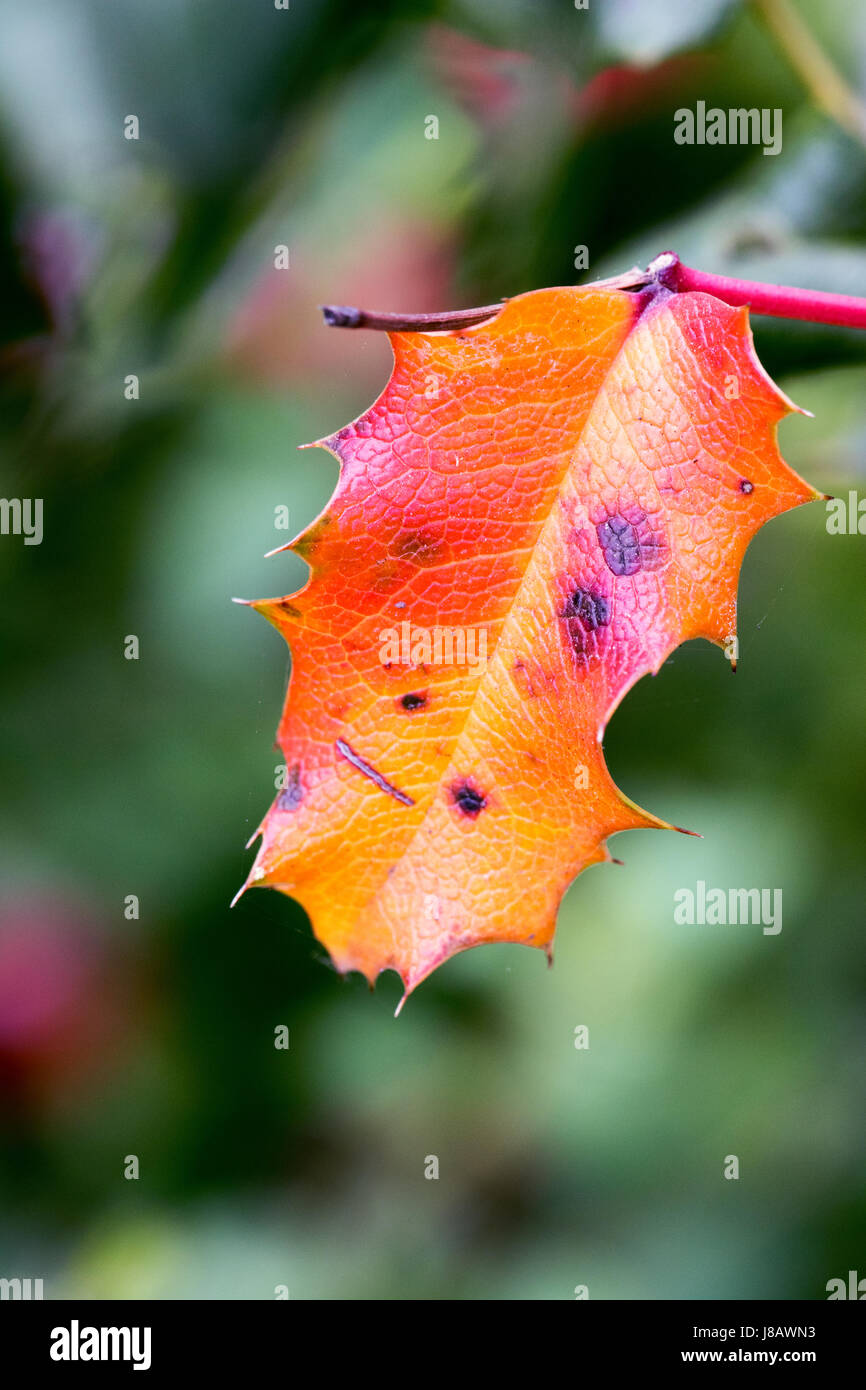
[650,251,866,330]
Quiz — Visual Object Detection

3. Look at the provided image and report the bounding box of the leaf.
[237,279,820,1001]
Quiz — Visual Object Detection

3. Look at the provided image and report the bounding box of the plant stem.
[322,253,866,335]
[648,251,866,330]
[320,303,505,331]
[320,268,655,332]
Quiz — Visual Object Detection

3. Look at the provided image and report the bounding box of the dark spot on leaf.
[277,763,303,812]
[567,588,610,629]
[739,479,754,494]
[399,691,427,712]
[563,586,610,656]
[596,509,664,576]
[451,779,486,818]
[395,530,443,567]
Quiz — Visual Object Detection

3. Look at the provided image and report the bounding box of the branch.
[321,267,659,334]
[321,252,866,335]
[320,303,505,332]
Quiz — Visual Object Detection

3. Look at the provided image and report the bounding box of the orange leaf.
[237,282,820,1002]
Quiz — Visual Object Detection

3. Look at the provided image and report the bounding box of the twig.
[320,303,505,332]
[322,253,866,336]
[321,267,658,334]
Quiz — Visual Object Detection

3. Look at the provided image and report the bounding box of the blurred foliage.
[0,0,864,1299]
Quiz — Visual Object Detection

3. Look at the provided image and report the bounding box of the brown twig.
[320,303,506,332]
[322,253,866,335]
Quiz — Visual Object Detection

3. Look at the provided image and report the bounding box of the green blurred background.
[1,0,864,1300]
